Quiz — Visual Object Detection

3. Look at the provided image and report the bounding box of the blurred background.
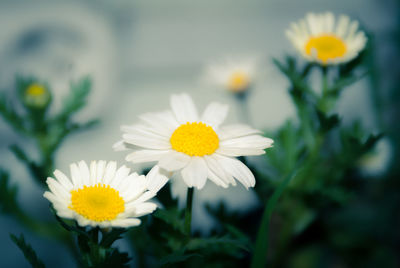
[0,0,398,267]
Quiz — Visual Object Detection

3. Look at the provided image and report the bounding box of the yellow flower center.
[227,71,250,92]
[69,184,125,222]
[305,34,347,63]
[170,122,219,156]
[26,84,46,96]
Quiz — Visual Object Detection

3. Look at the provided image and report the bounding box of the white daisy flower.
[206,59,256,93]
[114,93,273,190]
[44,161,168,228]
[358,138,393,177]
[286,12,367,65]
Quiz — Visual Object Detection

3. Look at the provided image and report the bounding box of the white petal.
[135,191,157,204]
[125,149,170,163]
[138,111,179,135]
[207,168,229,188]
[217,147,266,157]
[122,132,171,150]
[70,163,83,189]
[111,218,141,228]
[204,155,235,186]
[133,202,158,216]
[170,93,199,123]
[78,161,90,186]
[89,161,97,186]
[146,165,169,193]
[336,14,350,38]
[218,124,262,140]
[220,135,274,151]
[120,175,147,202]
[181,157,208,189]
[109,165,130,189]
[216,155,255,189]
[95,160,107,184]
[201,102,229,129]
[112,140,127,151]
[53,170,73,191]
[43,191,67,207]
[47,177,71,201]
[102,161,117,185]
[158,151,190,172]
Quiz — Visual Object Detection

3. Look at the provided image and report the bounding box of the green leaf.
[57,76,92,121]
[316,110,341,133]
[100,248,131,268]
[100,228,126,248]
[251,171,299,268]
[0,93,27,133]
[159,251,201,266]
[10,233,45,268]
[9,144,46,186]
[330,72,367,95]
[154,208,185,234]
[0,169,20,215]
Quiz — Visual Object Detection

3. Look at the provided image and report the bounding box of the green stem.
[184,187,194,236]
[250,171,298,268]
[319,66,333,113]
[322,66,329,97]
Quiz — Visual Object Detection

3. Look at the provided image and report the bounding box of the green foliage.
[0,169,20,215]
[0,75,99,186]
[10,233,46,268]
[76,228,131,268]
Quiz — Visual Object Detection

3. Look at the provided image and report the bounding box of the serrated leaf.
[9,144,46,186]
[100,228,126,247]
[0,169,20,215]
[316,110,341,132]
[0,93,27,133]
[57,76,92,121]
[10,233,45,268]
[100,248,131,268]
[154,208,185,234]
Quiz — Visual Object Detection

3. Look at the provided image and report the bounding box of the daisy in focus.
[286,12,367,65]
[44,161,168,228]
[206,59,256,93]
[114,93,273,190]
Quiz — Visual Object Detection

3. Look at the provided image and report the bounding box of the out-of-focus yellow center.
[170,122,219,156]
[227,71,250,92]
[305,34,347,63]
[26,84,46,96]
[69,184,125,222]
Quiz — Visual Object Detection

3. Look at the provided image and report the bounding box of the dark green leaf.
[10,233,45,268]
[159,252,201,266]
[0,169,20,215]
[100,228,126,247]
[9,144,46,186]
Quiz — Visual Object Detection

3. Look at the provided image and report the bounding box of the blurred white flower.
[358,138,393,177]
[44,161,168,228]
[206,59,257,93]
[114,93,273,190]
[286,12,367,65]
